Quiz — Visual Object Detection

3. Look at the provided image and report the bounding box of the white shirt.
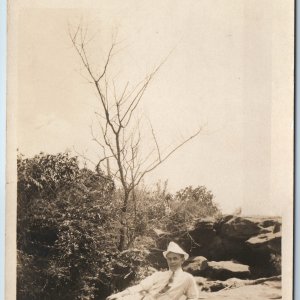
[126,268,199,300]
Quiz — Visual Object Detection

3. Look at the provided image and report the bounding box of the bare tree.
[69,25,201,251]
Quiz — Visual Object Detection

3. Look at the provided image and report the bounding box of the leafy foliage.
[17,152,220,299]
[166,185,220,232]
[128,183,220,236]
[17,152,120,299]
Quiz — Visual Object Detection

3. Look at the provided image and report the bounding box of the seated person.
[107,241,199,300]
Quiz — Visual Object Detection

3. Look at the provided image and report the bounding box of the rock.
[188,219,226,260]
[208,281,228,292]
[194,276,211,291]
[259,226,274,234]
[191,235,225,260]
[198,277,281,299]
[273,223,281,233]
[217,216,261,240]
[183,256,209,275]
[208,261,250,273]
[246,232,281,254]
[259,218,281,228]
[194,276,254,293]
[206,261,251,280]
[195,276,210,287]
[218,214,234,225]
[224,277,252,289]
[217,237,246,260]
[194,217,216,230]
[194,277,227,292]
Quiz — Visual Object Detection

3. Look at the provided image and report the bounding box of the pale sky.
[11,0,294,215]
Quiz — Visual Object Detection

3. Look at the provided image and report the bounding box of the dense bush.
[17,152,220,299]
[166,185,220,231]
[18,153,126,299]
[129,183,220,238]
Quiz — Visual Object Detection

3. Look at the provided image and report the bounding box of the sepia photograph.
[6,1,294,299]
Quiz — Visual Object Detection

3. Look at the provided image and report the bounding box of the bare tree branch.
[149,121,161,162]
[135,128,202,186]
[70,25,202,250]
[96,42,115,82]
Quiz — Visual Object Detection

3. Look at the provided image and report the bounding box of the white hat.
[163,241,189,260]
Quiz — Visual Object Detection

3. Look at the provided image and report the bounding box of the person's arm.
[127,272,156,293]
[106,272,157,299]
[185,275,199,300]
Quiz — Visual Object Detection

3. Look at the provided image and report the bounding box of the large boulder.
[246,232,281,254]
[183,256,209,275]
[217,216,262,240]
[205,261,251,280]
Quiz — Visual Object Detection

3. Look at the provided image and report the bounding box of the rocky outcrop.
[153,215,281,279]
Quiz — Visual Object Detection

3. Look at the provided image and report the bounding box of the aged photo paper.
[6,1,294,299]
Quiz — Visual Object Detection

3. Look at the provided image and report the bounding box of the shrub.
[17,152,120,299]
[17,153,220,299]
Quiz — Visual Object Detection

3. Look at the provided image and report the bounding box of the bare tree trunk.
[118,191,129,251]
[118,224,126,251]
[126,187,137,249]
